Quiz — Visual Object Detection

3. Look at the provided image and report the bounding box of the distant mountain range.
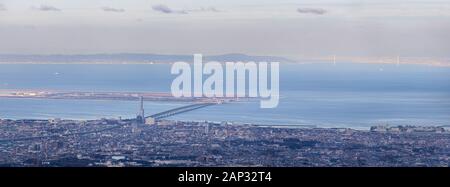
[0,53,294,63]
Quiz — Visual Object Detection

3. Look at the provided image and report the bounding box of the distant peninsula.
[0,53,295,64]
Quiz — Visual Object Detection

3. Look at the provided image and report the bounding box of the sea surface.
[0,63,449,129]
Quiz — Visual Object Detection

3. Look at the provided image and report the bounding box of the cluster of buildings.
[370,125,447,133]
[0,116,449,167]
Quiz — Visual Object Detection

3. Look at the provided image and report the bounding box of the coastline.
[1,117,448,133]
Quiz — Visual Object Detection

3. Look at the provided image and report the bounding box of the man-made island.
[0,90,233,103]
[0,118,449,167]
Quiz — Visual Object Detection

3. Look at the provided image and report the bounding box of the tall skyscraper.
[136,96,145,124]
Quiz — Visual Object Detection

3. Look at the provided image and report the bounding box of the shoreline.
[1,117,448,134]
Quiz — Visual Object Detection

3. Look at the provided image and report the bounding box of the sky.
[0,0,449,58]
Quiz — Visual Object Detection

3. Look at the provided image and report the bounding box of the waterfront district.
[1,117,449,167]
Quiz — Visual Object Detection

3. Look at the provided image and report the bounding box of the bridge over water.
[147,102,218,120]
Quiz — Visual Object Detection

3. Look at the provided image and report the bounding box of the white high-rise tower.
[137,96,145,123]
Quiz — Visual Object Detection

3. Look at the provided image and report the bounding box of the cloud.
[101,7,125,13]
[151,5,220,14]
[0,4,6,11]
[297,8,327,15]
[152,4,188,14]
[33,5,61,12]
[195,7,220,12]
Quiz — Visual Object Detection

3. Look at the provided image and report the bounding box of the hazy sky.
[0,0,449,58]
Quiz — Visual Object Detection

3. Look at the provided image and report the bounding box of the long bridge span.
[147,102,219,120]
